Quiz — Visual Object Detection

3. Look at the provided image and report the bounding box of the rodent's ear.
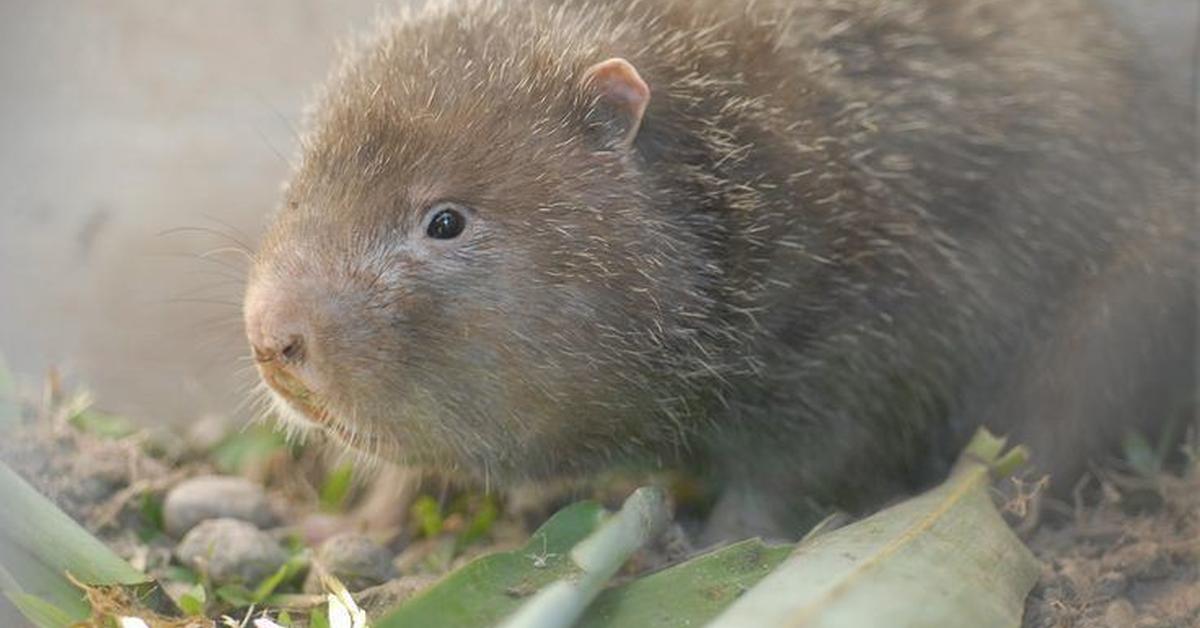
[579,58,650,151]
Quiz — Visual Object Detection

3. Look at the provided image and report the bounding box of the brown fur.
[247,0,1195,529]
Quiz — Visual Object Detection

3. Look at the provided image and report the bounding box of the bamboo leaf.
[707,428,1040,628]
[498,487,671,628]
[0,462,163,626]
[577,539,792,628]
[374,501,608,627]
[5,592,81,628]
[374,429,1037,628]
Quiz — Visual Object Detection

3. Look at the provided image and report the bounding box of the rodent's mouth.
[257,363,381,447]
[257,361,338,430]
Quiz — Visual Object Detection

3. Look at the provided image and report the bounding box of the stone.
[303,534,395,593]
[175,518,288,586]
[163,475,276,537]
[1102,599,1136,628]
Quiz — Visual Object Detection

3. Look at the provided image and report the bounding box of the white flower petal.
[328,592,353,628]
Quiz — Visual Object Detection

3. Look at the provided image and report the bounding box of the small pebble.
[304,533,395,593]
[1102,598,1136,628]
[175,518,288,585]
[163,475,276,537]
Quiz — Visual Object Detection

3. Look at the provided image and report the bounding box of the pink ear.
[580,58,650,149]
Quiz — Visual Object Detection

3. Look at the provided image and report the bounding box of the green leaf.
[211,424,290,474]
[319,463,355,513]
[707,428,1040,628]
[253,553,308,603]
[310,607,331,628]
[0,462,162,626]
[138,492,166,540]
[67,405,137,440]
[177,583,207,616]
[214,584,255,608]
[499,487,671,628]
[457,496,499,548]
[162,565,199,585]
[412,496,444,539]
[375,502,607,627]
[4,592,81,628]
[577,539,792,628]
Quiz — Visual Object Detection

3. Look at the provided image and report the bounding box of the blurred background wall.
[0,0,1194,428]
[0,1,391,424]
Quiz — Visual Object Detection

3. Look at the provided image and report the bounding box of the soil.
[1022,464,1200,627]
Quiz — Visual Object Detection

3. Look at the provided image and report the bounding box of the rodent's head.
[244,7,717,481]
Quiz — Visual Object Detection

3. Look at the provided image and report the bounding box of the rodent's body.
[245,0,1195,532]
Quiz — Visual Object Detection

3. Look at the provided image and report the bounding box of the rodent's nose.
[244,283,314,369]
[251,334,306,365]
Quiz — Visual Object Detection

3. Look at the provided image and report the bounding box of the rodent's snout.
[243,279,330,423]
[245,288,310,369]
[250,331,306,367]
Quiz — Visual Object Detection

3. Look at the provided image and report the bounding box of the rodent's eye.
[425,203,467,240]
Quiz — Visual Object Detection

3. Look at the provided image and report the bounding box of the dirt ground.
[1022,463,1200,627]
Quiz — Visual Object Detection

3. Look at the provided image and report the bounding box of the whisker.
[157,225,253,254]
[166,279,247,296]
[142,250,250,276]
[200,246,255,264]
[253,124,295,170]
[161,298,243,308]
[197,213,259,252]
[180,269,246,284]
[251,93,306,152]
